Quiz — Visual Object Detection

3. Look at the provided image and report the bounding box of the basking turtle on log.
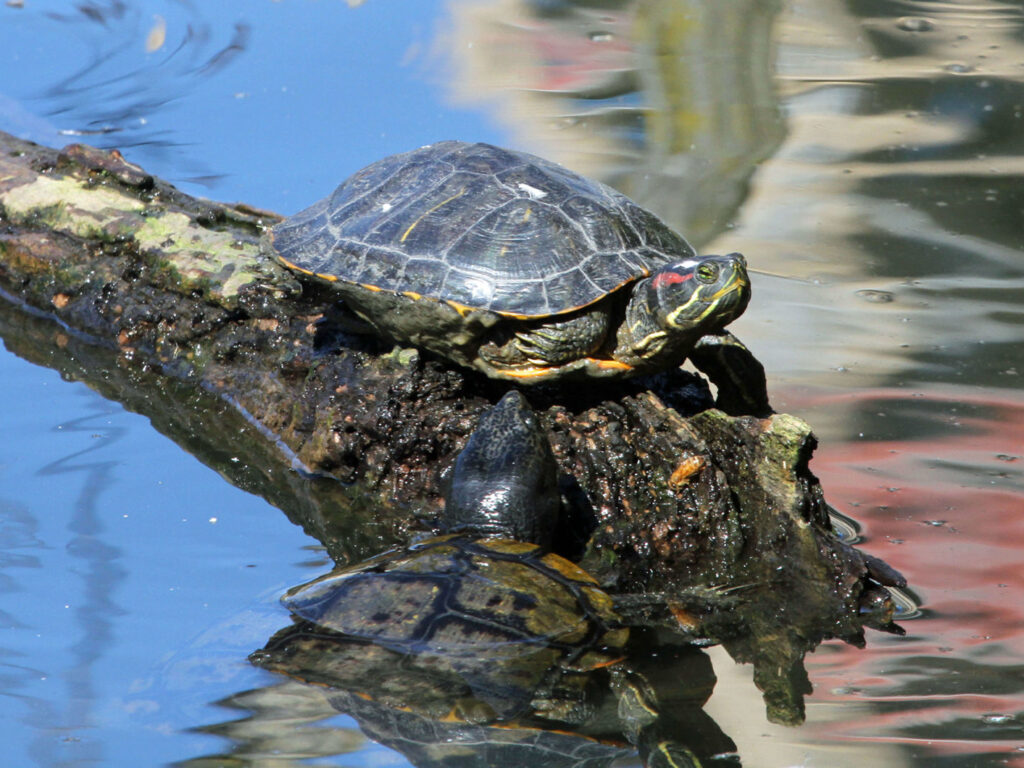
[266,141,765,414]
[0,131,908,725]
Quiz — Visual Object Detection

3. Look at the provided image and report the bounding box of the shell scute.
[278,223,341,277]
[401,257,451,297]
[436,141,524,175]
[626,201,691,254]
[494,162,576,207]
[364,171,504,254]
[447,199,582,273]
[283,536,622,658]
[326,158,436,231]
[560,194,639,253]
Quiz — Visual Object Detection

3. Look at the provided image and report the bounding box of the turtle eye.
[696,262,719,283]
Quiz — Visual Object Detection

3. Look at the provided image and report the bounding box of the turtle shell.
[271,141,697,318]
[282,534,626,667]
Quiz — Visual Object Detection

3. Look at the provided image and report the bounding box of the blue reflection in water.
[33,404,128,765]
[0,354,314,765]
[0,0,501,210]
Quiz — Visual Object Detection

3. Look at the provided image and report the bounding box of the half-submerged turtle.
[267,141,754,390]
[263,390,734,766]
[280,390,626,683]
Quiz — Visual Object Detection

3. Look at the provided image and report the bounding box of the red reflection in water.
[521,14,634,94]
[469,6,637,95]
[794,387,1024,764]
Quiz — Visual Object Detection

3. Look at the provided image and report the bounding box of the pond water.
[1,1,1023,766]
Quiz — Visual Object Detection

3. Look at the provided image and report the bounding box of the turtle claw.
[689,331,772,417]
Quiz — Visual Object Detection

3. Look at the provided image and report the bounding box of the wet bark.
[0,131,904,724]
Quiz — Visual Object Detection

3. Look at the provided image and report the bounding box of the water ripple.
[4,1,251,184]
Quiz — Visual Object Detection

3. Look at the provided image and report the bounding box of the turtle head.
[647,253,750,335]
[617,253,750,368]
[441,390,559,549]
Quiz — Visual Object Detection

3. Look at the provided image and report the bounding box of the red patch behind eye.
[652,271,693,289]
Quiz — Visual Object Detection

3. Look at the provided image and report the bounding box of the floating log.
[0,131,905,724]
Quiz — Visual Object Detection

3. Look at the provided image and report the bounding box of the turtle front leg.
[479,308,611,367]
[689,331,772,417]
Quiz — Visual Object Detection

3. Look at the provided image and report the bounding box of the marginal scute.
[481,539,542,556]
[542,552,601,585]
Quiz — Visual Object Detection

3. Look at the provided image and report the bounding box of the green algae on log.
[0,131,905,725]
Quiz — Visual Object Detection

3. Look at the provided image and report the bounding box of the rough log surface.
[0,131,904,724]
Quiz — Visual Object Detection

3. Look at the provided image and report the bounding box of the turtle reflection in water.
[253,391,738,767]
[267,141,768,413]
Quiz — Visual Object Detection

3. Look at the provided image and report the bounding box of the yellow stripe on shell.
[444,299,475,317]
[418,533,459,545]
[400,187,467,243]
[276,254,316,277]
[276,254,340,282]
[480,539,541,556]
[484,270,654,319]
[538,553,601,584]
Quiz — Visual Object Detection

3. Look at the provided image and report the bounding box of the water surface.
[1,1,1023,766]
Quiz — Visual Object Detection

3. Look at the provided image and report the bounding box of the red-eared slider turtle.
[267,141,752,385]
[282,391,626,677]
[263,391,733,766]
